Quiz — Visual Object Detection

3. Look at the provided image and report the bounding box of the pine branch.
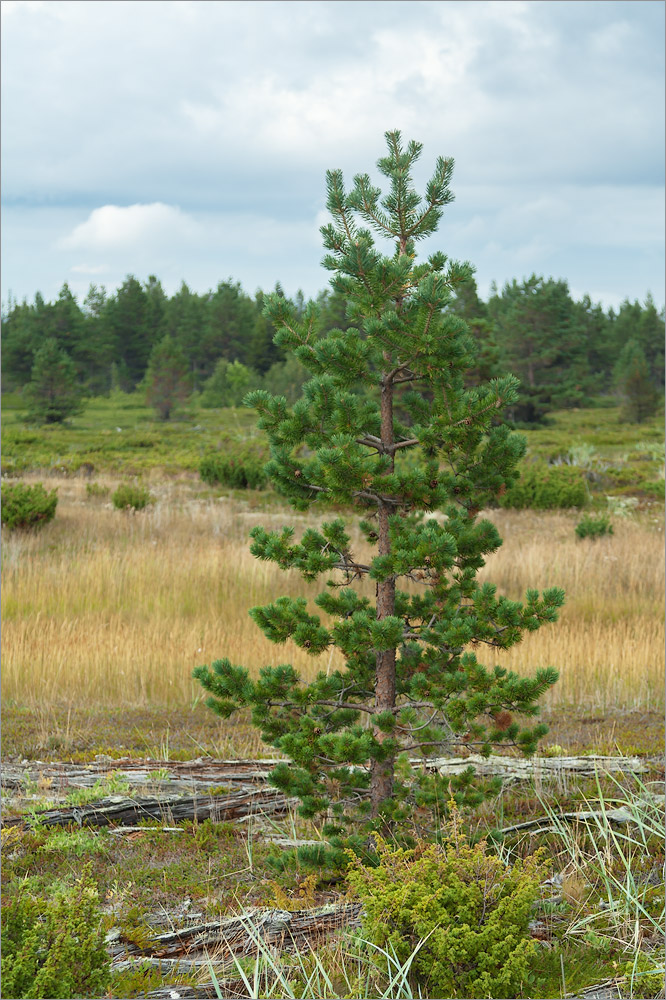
[267,699,376,714]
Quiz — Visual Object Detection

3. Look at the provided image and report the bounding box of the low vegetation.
[1,393,663,998]
[111,482,154,512]
[1,480,58,531]
[346,824,547,1000]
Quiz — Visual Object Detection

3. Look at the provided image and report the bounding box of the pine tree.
[614,339,659,423]
[25,338,85,424]
[144,334,189,420]
[489,275,590,422]
[194,132,563,856]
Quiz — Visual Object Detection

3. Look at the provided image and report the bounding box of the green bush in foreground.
[1,866,110,999]
[500,462,588,509]
[199,451,268,490]
[1,481,58,530]
[111,482,154,511]
[575,513,614,540]
[346,829,545,1000]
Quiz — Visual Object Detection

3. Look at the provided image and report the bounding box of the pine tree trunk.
[370,366,397,817]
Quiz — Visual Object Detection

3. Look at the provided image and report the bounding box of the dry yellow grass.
[2,476,663,711]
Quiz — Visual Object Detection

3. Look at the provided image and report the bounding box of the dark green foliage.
[3,269,661,416]
[500,463,588,509]
[261,355,310,404]
[0,865,110,999]
[195,132,563,853]
[488,275,595,423]
[1,481,58,530]
[25,337,85,424]
[200,358,260,408]
[104,275,161,390]
[575,513,614,540]
[610,294,665,391]
[346,832,545,999]
[202,280,263,373]
[199,450,268,490]
[112,482,154,511]
[144,334,190,419]
[614,339,660,424]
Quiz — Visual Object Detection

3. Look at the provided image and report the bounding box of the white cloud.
[59,203,199,252]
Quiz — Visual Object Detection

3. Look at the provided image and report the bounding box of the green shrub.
[111,482,154,511]
[1,481,58,530]
[346,831,545,999]
[1,865,110,999]
[575,513,614,540]
[500,462,588,509]
[199,452,268,490]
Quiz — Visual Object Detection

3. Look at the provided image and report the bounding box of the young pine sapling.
[194,132,563,858]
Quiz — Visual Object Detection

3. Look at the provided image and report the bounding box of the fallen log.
[419,752,648,782]
[2,752,648,797]
[498,796,665,836]
[2,786,292,829]
[108,901,363,961]
[1,757,279,792]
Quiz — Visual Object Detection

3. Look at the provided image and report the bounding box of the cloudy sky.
[2,0,664,313]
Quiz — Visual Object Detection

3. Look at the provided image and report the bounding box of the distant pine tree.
[614,339,659,423]
[144,335,189,420]
[25,338,85,424]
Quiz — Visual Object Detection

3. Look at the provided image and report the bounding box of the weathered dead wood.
[108,902,363,961]
[0,757,280,793]
[2,787,292,829]
[498,797,664,836]
[139,980,256,1000]
[419,753,648,782]
[2,752,647,797]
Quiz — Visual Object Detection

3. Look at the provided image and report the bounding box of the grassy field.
[1,477,664,716]
[2,395,664,999]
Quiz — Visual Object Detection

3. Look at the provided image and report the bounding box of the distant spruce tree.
[25,338,85,424]
[194,132,564,857]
